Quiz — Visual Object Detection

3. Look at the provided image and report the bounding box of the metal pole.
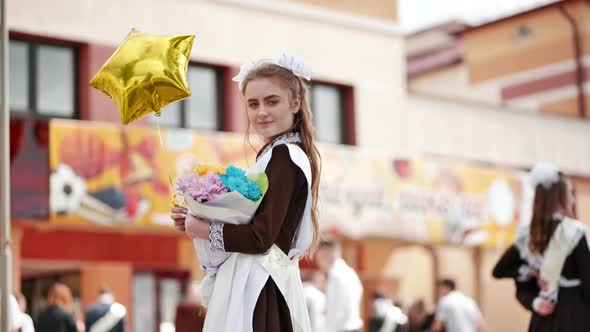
[0,0,12,330]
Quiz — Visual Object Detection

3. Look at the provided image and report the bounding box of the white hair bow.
[277,53,312,81]
[231,61,256,90]
[231,52,312,89]
[530,161,560,189]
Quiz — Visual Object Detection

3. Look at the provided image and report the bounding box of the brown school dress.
[220,143,308,332]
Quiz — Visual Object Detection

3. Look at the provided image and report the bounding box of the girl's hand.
[171,205,188,231]
[185,214,211,239]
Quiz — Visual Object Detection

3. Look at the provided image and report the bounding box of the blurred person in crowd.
[175,281,206,332]
[431,279,483,332]
[406,299,435,332]
[369,291,407,332]
[85,285,126,332]
[301,270,327,332]
[315,236,363,332]
[35,282,77,332]
[421,306,438,332]
[16,293,35,332]
[493,162,590,332]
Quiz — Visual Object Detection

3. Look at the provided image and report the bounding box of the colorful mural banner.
[318,146,525,247]
[49,120,524,247]
[49,119,256,228]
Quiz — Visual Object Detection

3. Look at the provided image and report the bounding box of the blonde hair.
[241,63,321,256]
[47,282,73,309]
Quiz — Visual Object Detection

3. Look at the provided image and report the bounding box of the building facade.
[7,0,589,331]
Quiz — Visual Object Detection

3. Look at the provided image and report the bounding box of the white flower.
[530,161,560,189]
[50,164,87,214]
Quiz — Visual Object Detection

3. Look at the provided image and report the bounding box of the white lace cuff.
[532,297,542,312]
[209,223,225,252]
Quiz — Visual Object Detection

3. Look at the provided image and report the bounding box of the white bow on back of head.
[232,52,312,89]
[530,161,560,189]
[277,53,312,81]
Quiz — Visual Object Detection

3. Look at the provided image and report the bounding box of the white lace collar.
[257,132,302,161]
[514,226,543,269]
[514,217,587,269]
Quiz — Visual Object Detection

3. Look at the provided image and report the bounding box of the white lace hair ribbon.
[231,60,256,90]
[231,52,312,89]
[277,53,312,81]
[530,161,560,189]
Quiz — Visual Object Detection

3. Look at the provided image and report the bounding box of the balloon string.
[155,116,177,205]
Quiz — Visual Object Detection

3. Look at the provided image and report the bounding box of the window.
[133,273,156,332]
[310,83,349,144]
[132,270,189,332]
[513,25,534,41]
[10,41,29,111]
[153,64,222,131]
[9,39,78,118]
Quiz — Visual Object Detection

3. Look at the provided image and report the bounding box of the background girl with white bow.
[492,162,590,332]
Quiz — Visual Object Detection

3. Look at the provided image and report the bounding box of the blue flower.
[219,165,262,201]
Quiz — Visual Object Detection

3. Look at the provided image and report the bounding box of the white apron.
[540,217,589,299]
[203,142,313,332]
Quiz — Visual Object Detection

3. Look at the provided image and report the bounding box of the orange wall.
[462,1,589,83]
[437,247,476,298]
[539,93,590,117]
[572,176,590,225]
[360,238,398,274]
[580,2,590,55]
[80,263,133,331]
[382,245,435,305]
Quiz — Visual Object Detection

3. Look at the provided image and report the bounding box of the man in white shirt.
[302,270,327,332]
[315,237,364,332]
[432,279,484,332]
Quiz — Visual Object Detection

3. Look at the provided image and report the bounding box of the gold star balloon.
[90,29,195,125]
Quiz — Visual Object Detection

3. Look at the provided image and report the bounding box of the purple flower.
[175,173,228,202]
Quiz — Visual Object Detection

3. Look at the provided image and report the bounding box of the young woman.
[493,162,590,332]
[171,53,320,332]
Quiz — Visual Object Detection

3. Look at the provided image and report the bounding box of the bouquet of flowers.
[174,164,268,273]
